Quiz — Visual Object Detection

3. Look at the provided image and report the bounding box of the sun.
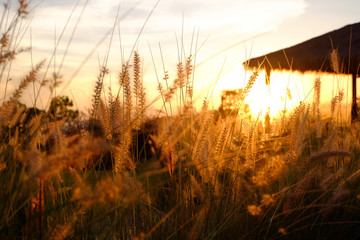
[246,71,289,119]
[216,69,302,120]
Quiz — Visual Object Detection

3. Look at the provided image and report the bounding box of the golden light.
[244,70,354,122]
[216,69,296,119]
[246,71,291,118]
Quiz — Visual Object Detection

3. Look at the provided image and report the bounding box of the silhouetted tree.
[48,96,78,121]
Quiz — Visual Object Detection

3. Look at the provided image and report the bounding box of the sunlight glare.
[246,71,290,118]
[245,70,353,121]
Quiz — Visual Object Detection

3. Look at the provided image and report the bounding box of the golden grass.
[1,1,360,239]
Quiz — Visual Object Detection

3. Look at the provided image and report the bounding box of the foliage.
[48,95,79,121]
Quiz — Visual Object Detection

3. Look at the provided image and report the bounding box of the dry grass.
[1,1,360,239]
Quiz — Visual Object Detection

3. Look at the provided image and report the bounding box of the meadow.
[1,1,360,239]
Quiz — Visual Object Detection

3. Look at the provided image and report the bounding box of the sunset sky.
[3,0,360,116]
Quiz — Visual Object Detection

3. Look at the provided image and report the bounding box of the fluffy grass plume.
[2,2,360,240]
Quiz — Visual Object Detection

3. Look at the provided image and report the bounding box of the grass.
[1,1,360,239]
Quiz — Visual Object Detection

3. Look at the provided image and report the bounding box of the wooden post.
[351,72,358,123]
[265,67,271,86]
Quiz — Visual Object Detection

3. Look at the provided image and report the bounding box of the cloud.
[7,0,308,111]
[27,0,308,59]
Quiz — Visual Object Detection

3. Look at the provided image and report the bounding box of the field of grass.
[1,1,360,239]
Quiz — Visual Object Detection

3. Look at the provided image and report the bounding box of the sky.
[1,0,360,116]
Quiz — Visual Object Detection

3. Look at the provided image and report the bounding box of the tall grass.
[1,1,360,239]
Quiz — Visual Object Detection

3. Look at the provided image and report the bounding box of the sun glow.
[244,70,354,121]
[216,69,297,119]
[246,71,292,118]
